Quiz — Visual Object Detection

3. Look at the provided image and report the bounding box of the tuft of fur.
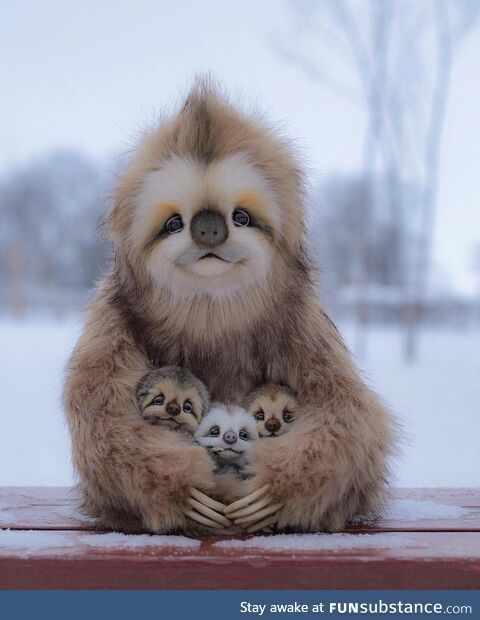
[64,78,396,534]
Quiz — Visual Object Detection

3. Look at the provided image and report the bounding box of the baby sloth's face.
[138,376,204,433]
[245,385,298,438]
[195,404,258,465]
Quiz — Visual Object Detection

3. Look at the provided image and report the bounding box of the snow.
[350,498,473,524]
[0,529,201,558]
[340,324,480,488]
[0,316,478,487]
[79,532,201,550]
[383,498,471,521]
[0,317,81,485]
[0,508,15,522]
[214,533,418,552]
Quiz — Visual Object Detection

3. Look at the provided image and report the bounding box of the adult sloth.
[64,82,395,534]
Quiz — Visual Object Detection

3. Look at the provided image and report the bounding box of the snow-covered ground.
[0,316,478,487]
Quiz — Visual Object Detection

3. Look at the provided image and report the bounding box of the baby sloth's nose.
[223,431,237,445]
[265,417,281,433]
[190,209,228,248]
[166,401,181,416]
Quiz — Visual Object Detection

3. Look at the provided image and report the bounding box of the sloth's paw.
[223,483,283,533]
[183,488,232,529]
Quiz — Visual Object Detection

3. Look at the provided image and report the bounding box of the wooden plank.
[0,530,479,589]
[1,487,479,532]
[0,487,95,531]
[347,487,480,533]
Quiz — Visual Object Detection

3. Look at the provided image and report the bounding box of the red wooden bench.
[1,487,479,589]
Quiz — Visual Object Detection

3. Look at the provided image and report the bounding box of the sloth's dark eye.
[183,400,193,414]
[255,410,265,421]
[153,395,165,406]
[239,430,249,440]
[283,411,294,423]
[165,215,183,234]
[232,209,250,227]
[209,425,220,436]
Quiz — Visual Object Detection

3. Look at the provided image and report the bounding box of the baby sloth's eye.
[165,215,183,234]
[232,209,250,227]
[209,425,220,436]
[283,411,294,423]
[239,430,249,441]
[255,410,265,421]
[182,400,193,414]
[153,395,165,406]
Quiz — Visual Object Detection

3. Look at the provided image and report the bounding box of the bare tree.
[404,0,479,359]
[0,150,109,314]
[278,0,479,360]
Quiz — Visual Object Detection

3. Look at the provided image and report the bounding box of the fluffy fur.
[136,366,209,433]
[63,79,395,534]
[244,383,298,437]
[195,403,258,471]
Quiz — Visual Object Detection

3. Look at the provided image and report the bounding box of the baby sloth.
[136,366,209,434]
[195,403,258,476]
[244,383,298,438]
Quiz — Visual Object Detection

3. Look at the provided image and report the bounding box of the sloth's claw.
[190,487,226,512]
[184,508,225,529]
[187,497,232,527]
[226,495,275,519]
[234,502,283,525]
[247,514,278,533]
[223,484,271,514]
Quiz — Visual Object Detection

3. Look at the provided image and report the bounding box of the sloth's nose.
[265,417,281,433]
[223,431,237,445]
[166,401,181,416]
[190,209,228,248]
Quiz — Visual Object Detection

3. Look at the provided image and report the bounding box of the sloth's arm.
[229,302,395,532]
[63,297,220,533]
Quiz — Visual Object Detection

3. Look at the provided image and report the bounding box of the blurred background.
[1,0,479,488]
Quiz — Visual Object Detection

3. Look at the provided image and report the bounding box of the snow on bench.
[1,487,479,589]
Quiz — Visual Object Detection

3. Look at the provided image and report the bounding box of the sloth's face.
[195,404,258,464]
[139,377,203,433]
[247,390,298,437]
[130,153,280,297]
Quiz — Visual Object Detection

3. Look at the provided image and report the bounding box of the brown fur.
[244,383,298,437]
[63,79,395,533]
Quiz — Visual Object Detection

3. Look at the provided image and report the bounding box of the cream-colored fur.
[63,79,396,533]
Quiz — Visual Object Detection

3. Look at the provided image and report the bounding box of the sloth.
[195,403,280,533]
[136,366,209,434]
[195,403,258,474]
[136,366,233,530]
[63,79,395,535]
[195,403,258,507]
[244,384,298,438]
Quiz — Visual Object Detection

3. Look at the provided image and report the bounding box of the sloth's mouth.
[214,446,242,455]
[198,252,229,262]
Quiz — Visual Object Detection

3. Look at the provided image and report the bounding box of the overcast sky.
[1,0,479,293]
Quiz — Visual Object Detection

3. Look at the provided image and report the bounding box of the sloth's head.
[244,384,298,438]
[195,403,258,466]
[136,366,209,433]
[109,79,306,300]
